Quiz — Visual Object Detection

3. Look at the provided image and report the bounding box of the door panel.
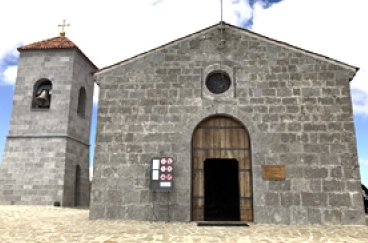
[192,116,253,221]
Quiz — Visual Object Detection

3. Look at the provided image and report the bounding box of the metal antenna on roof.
[221,0,223,23]
[220,0,225,46]
[219,0,225,79]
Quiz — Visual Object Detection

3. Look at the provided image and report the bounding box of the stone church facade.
[0,22,365,225]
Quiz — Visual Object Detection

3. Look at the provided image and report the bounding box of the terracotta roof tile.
[18,36,77,50]
[17,36,98,69]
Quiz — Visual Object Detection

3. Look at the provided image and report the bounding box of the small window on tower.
[77,87,86,118]
[32,79,52,109]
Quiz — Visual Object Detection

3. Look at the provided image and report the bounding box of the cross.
[58,19,70,37]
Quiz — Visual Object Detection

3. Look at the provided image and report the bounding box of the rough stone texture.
[323,210,342,225]
[1,206,368,243]
[0,48,94,206]
[86,23,363,225]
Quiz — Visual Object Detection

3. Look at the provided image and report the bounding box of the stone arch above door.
[181,105,257,147]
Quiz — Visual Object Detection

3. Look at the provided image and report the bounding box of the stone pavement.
[0,206,367,243]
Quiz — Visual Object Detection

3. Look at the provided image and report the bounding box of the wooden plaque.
[262,165,285,180]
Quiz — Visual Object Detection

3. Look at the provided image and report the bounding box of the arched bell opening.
[191,115,253,222]
[31,79,52,109]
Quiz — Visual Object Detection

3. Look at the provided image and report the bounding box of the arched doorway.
[75,165,81,206]
[191,116,253,221]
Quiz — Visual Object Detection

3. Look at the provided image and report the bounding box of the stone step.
[197,221,249,227]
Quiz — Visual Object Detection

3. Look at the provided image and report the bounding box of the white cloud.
[351,69,368,116]
[89,166,93,181]
[148,0,164,6]
[0,47,19,64]
[359,159,368,166]
[1,65,17,85]
[226,0,253,26]
[93,84,100,105]
[252,0,368,115]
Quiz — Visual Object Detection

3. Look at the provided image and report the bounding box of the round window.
[205,72,231,94]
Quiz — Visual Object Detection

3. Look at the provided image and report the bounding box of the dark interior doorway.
[204,159,240,221]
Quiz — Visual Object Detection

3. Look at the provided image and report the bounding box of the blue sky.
[1,0,368,185]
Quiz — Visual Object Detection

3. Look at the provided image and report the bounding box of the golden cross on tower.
[58,19,70,37]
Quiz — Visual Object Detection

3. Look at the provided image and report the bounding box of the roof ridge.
[17,36,98,69]
[17,36,78,50]
[95,21,358,75]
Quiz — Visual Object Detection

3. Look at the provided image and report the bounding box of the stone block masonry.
[90,23,365,225]
[0,47,95,207]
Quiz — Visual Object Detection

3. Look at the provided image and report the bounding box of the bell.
[35,89,50,106]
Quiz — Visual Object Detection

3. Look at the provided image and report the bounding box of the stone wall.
[90,23,365,225]
[0,137,66,205]
[68,50,95,143]
[0,48,94,206]
[62,138,90,206]
[62,50,94,207]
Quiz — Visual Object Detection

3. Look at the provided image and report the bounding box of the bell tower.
[0,22,97,206]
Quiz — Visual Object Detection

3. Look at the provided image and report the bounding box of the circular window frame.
[202,64,235,101]
[205,71,231,94]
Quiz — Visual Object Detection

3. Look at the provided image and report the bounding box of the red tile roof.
[18,36,77,50]
[18,36,97,69]
[95,21,359,78]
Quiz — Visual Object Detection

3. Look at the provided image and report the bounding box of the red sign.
[157,157,174,183]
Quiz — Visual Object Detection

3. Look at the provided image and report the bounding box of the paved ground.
[0,206,367,243]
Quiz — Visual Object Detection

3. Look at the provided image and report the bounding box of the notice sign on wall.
[149,157,174,192]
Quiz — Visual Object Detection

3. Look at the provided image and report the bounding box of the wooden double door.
[192,116,253,221]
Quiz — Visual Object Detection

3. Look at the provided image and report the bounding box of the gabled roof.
[18,36,98,69]
[18,36,77,50]
[95,21,359,78]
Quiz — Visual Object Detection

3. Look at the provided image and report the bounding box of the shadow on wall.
[362,184,368,213]
[89,181,92,203]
